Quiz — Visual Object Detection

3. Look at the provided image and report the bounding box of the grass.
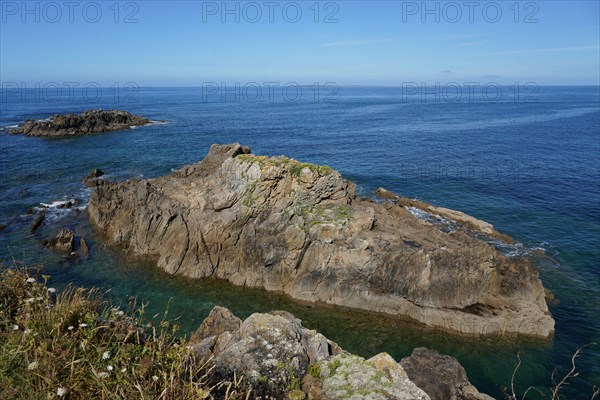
[0,263,252,400]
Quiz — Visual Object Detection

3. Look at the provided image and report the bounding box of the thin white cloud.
[476,45,599,57]
[322,39,395,48]
[433,33,485,41]
[453,41,487,48]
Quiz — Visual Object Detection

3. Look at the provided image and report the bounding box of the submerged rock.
[88,143,554,338]
[30,210,46,233]
[9,110,150,137]
[47,229,74,252]
[79,238,89,255]
[57,199,80,209]
[84,169,105,187]
[400,348,494,400]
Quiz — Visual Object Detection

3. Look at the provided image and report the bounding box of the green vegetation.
[275,359,302,392]
[242,182,258,208]
[327,358,343,376]
[285,204,351,233]
[307,363,321,379]
[236,154,334,179]
[0,264,251,400]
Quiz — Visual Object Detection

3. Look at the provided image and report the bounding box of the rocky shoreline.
[188,305,493,399]
[87,143,554,338]
[8,109,151,137]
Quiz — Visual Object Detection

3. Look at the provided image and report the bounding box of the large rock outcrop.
[88,143,554,337]
[189,306,433,399]
[9,109,150,137]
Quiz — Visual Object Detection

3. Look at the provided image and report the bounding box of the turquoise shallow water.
[0,86,599,398]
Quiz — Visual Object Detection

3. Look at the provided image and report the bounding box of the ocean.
[0,86,598,398]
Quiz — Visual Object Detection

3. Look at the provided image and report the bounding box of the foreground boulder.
[190,306,432,399]
[9,110,150,137]
[88,143,554,338]
[400,348,494,400]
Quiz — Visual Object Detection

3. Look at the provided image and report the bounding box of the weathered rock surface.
[189,305,241,344]
[309,352,431,400]
[190,306,431,399]
[88,143,554,338]
[400,348,494,400]
[46,229,74,252]
[9,110,150,137]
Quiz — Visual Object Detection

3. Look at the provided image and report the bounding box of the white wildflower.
[67,326,74,331]
[27,361,39,370]
[12,325,19,331]
[47,288,56,293]
[107,365,114,371]
[102,351,111,360]
[96,371,109,379]
[56,387,67,397]
[26,277,35,283]
[152,375,159,382]
[79,323,88,328]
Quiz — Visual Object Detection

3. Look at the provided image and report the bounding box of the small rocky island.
[8,109,150,137]
[88,144,555,338]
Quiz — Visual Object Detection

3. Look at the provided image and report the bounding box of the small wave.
[131,120,167,130]
[34,188,93,222]
[406,206,458,232]
[406,205,551,258]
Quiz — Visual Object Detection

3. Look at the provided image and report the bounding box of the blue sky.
[1,0,599,86]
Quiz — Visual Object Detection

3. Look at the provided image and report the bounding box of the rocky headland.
[87,143,555,338]
[188,305,493,399]
[8,109,151,137]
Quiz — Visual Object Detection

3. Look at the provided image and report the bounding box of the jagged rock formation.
[88,143,554,338]
[9,110,150,137]
[189,306,433,399]
[46,229,74,252]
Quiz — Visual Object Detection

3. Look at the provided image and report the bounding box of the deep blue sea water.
[1,86,599,398]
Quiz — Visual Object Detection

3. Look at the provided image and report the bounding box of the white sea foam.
[406,205,549,258]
